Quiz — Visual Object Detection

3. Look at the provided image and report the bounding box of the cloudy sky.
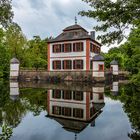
[12,0,113,52]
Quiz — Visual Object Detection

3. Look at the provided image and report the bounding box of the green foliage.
[0,29,10,79]
[0,0,13,28]
[5,23,27,61]
[0,0,48,78]
[130,72,140,87]
[0,124,13,140]
[79,0,140,45]
[20,88,47,116]
[105,84,140,140]
[103,47,128,69]
[23,36,48,70]
[103,22,140,85]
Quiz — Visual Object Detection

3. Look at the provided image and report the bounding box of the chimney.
[90,31,95,40]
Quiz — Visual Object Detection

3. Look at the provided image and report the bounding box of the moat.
[0,80,139,140]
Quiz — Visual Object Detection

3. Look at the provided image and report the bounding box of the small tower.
[10,58,20,80]
[92,84,104,103]
[110,60,118,75]
[10,81,19,101]
[92,54,105,81]
[110,81,119,96]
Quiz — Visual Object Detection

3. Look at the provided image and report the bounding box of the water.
[0,81,140,140]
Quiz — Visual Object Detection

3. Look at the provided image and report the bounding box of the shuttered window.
[53,44,61,53]
[73,60,83,69]
[63,60,72,69]
[73,91,83,101]
[52,106,61,115]
[90,43,100,53]
[53,61,61,69]
[73,108,83,118]
[90,43,95,52]
[73,42,83,52]
[62,90,72,100]
[52,90,61,99]
[62,107,71,116]
[63,43,72,52]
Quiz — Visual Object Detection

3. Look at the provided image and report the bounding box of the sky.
[12,0,115,52]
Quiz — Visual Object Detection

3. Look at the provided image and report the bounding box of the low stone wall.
[19,81,105,92]
[19,69,128,82]
[19,70,106,82]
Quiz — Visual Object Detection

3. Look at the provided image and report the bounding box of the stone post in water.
[110,81,119,96]
[10,81,19,101]
[10,58,20,80]
[110,60,118,79]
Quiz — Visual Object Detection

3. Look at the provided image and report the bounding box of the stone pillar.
[92,54,105,82]
[92,84,104,103]
[10,81,19,101]
[10,58,20,80]
[110,81,119,96]
[110,60,118,76]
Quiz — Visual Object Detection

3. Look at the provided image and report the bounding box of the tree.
[25,36,47,70]
[5,23,27,60]
[0,28,10,78]
[79,0,140,45]
[0,0,13,28]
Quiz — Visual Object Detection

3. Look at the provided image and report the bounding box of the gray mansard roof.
[110,60,118,65]
[48,24,101,46]
[93,54,104,61]
[10,58,20,64]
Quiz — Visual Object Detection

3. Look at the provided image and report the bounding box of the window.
[90,43,100,53]
[52,90,61,99]
[73,42,83,52]
[90,60,93,70]
[53,44,61,53]
[62,90,72,100]
[62,107,71,116]
[90,92,93,100]
[52,106,61,115]
[90,43,94,52]
[98,64,104,71]
[97,47,100,53]
[99,93,104,100]
[63,60,72,69]
[63,43,72,52]
[90,107,95,117]
[73,108,83,118]
[53,61,61,69]
[73,91,83,101]
[73,60,83,69]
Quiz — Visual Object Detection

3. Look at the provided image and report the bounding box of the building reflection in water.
[10,81,19,101]
[46,84,105,139]
[110,81,119,96]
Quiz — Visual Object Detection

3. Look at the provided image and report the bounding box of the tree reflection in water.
[105,82,140,140]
